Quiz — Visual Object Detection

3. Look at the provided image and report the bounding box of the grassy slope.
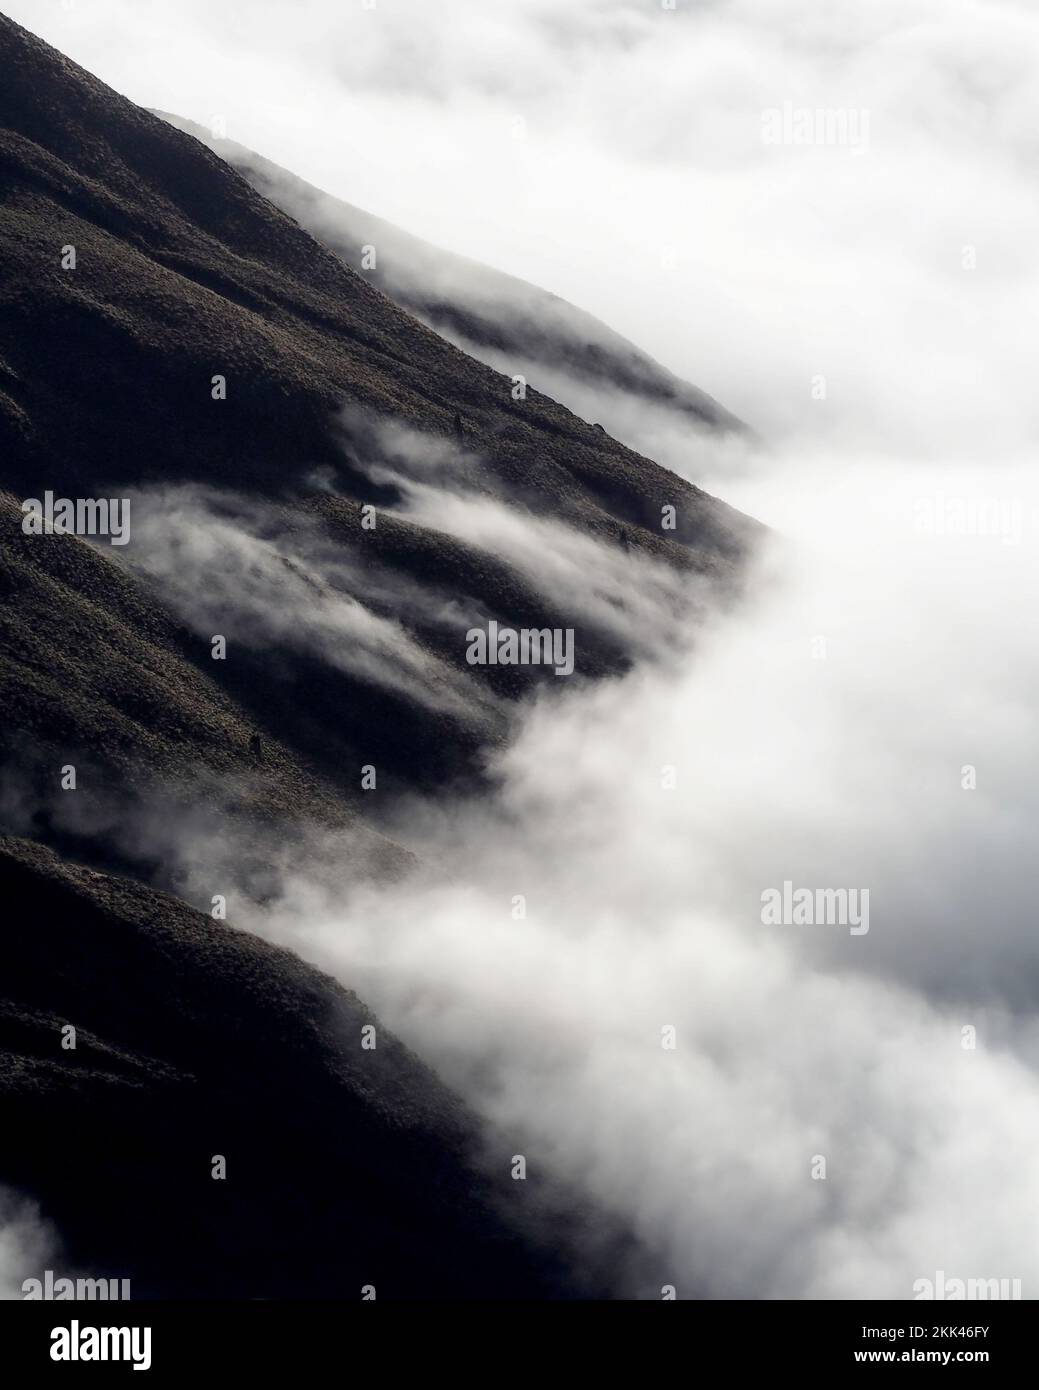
[0,19,750,558]
[155,110,746,435]
[0,836,592,1298]
[0,12,753,1295]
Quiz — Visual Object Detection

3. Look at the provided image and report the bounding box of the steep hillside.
[0,10,757,802]
[0,16,749,555]
[155,111,746,440]
[0,11,757,1298]
[0,836,601,1299]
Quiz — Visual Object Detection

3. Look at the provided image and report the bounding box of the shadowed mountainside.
[0,12,755,1297]
[155,111,746,441]
[0,836,613,1299]
[0,10,757,803]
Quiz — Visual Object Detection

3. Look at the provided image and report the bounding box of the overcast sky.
[8,0,1039,454]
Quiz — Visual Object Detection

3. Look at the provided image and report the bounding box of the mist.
[0,1190,57,1302]
[8,0,1039,453]
[124,484,499,722]
[5,0,1038,1299]
[114,407,1038,1297]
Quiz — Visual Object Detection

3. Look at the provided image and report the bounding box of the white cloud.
[8,0,1039,452]
[151,432,1039,1297]
[7,0,1039,1298]
[0,1188,57,1301]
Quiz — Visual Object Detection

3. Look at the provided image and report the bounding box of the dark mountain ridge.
[154,111,746,441]
[0,12,756,1298]
[0,835,609,1299]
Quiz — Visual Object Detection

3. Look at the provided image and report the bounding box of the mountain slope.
[0,10,758,812]
[154,111,745,440]
[0,15,749,554]
[0,12,757,1298]
[0,836,601,1299]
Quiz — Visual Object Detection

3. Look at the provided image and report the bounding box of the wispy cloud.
[122,484,498,721]
[7,0,1039,1300]
[0,1188,58,1301]
[10,0,1039,457]
[139,425,1039,1297]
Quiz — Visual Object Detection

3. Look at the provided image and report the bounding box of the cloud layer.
[9,0,1039,457]
[0,1189,58,1302]
[5,0,1039,1298]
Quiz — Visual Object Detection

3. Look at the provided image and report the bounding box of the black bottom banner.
[0,1299,1031,1379]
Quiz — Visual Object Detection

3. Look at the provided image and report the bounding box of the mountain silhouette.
[155,110,746,440]
[0,12,757,1297]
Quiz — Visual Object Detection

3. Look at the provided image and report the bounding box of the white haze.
[7,0,1039,1296]
[8,0,1039,449]
[171,445,1035,1300]
[362,418,701,655]
[126,485,497,721]
[0,1189,57,1301]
